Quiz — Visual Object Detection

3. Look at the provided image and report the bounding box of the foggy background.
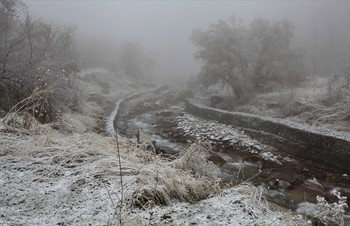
[24,0,350,80]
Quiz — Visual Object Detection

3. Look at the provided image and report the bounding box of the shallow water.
[115,95,350,212]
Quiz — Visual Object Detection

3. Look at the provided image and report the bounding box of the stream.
[113,88,350,213]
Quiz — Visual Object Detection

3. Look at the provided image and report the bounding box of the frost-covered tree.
[191,16,305,99]
[0,0,77,121]
[249,19,305,91]
[191,17,253,99]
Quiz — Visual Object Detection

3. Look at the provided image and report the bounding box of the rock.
[137,129,155,144]
[301,168,311,177]
[208,154,227,166]
[262,159,284,169]
[156,111,173,117]
[303,178,324,191]
[279,180,292,189]
[268,179,280,190]
[267,179,292,189]
[265,170,304,186]
[259,170,271,178]
[260,186,295,209]
[244,154,264,163]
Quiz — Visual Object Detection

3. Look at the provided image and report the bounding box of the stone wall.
[185,98,350,173]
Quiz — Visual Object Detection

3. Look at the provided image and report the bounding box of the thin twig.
[115,126,124,226]
[101,179,116,209]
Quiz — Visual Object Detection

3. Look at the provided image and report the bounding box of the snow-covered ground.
[124,184,306,226]
[188,98,350,142]
[0,120,308,225]
[0,69,315,225]
[174,113,285,163]
[0,127,123,225]
[231,77,350,133]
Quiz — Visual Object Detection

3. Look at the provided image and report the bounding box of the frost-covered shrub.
[0,0,77,122]
[297,190,348,225]
[315,190,348,225]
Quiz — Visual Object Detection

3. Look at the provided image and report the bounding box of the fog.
[3,2,350,224]
[24,0,350,79]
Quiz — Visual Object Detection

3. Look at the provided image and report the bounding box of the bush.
[297,190,348,226]
[0,0,78,123]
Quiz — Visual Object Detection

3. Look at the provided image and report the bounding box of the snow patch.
[174,113,280,161]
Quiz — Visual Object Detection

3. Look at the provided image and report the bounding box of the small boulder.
[267,179,292,189]
[303,178,324,191]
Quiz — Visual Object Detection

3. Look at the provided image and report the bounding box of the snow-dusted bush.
[0,0,77,122]
[297,190,348,225]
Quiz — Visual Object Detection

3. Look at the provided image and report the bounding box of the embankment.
[185,98,350,174]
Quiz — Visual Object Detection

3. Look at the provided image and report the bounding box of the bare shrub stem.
[115,127,124,225]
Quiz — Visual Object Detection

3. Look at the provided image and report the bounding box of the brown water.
[116,99,350,212]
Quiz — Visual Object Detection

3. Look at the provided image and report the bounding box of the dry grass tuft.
[1,118,222,213]
[2,112,40,130]
[172,142,220,178]
[124,142,221,209]
[234,77,350,132]
[122,182,308,226]
[1,113,305,225]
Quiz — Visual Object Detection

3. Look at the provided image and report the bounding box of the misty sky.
[24,0,350,78]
